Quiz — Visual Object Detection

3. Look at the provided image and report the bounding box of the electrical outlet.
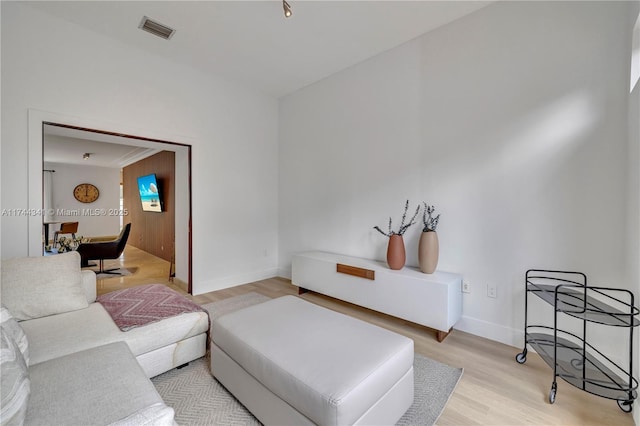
[487,284,497,298]
[462,280,471,293]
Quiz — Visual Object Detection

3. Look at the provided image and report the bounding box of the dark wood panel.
[336,263,375,280]
[122,151,175,262]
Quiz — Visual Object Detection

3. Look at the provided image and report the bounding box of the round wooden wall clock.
[73,183,100,203]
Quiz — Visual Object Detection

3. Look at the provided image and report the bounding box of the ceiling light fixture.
[83,153,91,160]
[283,0,292,18]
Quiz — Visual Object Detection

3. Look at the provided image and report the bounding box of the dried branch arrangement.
[373,200,420,237]
[422,203,440,232]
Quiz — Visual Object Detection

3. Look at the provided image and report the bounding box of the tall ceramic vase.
[387,234,406,270]
[418,231,439,274]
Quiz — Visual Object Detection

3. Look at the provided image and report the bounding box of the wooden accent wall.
[122,151,175,262]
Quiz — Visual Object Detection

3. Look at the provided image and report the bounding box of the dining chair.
[54,222,79,245]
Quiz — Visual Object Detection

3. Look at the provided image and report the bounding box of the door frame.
[28,109,194,292]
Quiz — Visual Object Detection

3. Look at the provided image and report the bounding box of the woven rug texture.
[152,292,463,425]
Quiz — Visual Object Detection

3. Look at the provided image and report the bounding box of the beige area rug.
[152,293,463,425]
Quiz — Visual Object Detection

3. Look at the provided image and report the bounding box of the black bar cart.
[516,269,639,412]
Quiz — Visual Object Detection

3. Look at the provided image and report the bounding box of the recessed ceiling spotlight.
[283,0,292,18]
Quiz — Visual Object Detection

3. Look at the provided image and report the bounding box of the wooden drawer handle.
[336,263,375,280]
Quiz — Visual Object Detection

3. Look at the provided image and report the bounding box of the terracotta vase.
[386,234,406,270]
[418,231,439,274]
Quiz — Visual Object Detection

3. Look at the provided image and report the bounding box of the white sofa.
[0,252,209,425]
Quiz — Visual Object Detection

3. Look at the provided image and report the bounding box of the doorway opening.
[40,121,193,294]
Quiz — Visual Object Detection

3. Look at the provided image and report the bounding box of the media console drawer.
[291,251,463,342]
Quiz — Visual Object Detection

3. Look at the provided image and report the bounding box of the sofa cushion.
[20,303,208,367]
[0,329,30,426]
[1,252,88,321]
[0,305,29,364]
[26,341,172,425]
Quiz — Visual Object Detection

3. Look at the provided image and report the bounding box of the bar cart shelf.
[516,269,640,412]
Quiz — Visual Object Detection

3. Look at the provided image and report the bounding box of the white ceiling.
[28,0,493,98]
[43,125,164,168]
[38,1,493,164]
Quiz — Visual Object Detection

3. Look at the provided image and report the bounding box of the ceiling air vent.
[138,16,175,40]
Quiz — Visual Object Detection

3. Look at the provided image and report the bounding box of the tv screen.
[137,174,163,212]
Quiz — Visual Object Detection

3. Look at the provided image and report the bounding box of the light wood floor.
[91,245,187,296]
[101,247,634,425]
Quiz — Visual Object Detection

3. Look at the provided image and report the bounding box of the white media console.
[291,251,463,342]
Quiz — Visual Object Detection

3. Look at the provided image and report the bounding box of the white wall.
[3,0,637,354]
[0,1,3,262]
[43,162,120,239]
[1,2,279,295]
[279,1,635,348]
[629,4,640,421]
[174,146,190,284]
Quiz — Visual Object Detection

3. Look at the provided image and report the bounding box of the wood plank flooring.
[99,247,634,425]
[91,245,186,296]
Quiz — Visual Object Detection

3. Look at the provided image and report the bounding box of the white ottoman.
[211,296,414,425]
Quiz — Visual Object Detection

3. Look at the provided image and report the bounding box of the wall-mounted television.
[137,173,163,212]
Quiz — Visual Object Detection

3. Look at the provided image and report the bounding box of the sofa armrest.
[81,270,97,303]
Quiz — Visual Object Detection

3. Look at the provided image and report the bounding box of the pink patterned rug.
[97,284,205,331]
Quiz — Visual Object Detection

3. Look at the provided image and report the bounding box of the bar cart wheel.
[617,400,633,413]
[515,350,527,364]
[549,383,557,404]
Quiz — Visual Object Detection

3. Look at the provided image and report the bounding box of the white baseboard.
[193,267,279,295]
[455,315,523,348]
[276,267,292,280]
